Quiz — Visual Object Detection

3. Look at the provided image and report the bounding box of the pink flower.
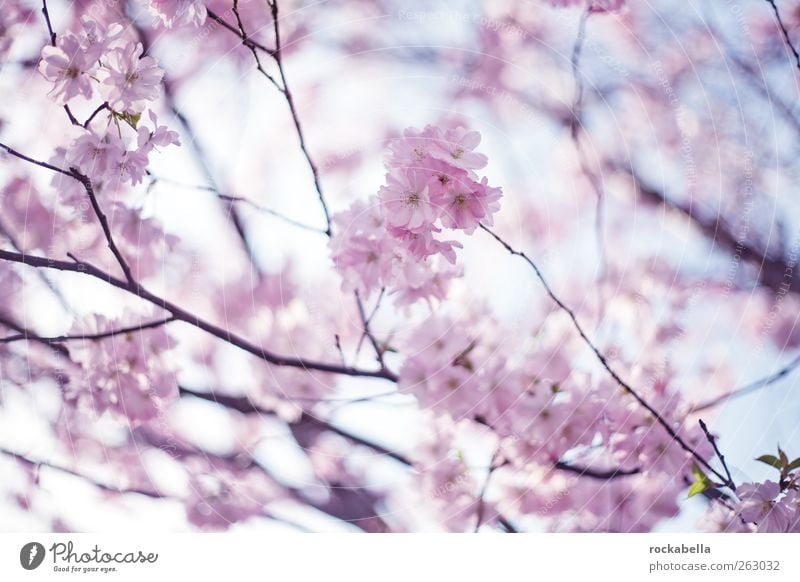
[108,139,150,186]
[148,0,208,28]
[429,126,488,171]
[379,169,436,230]
[102,42,164,113]
[38,35,94,104]
[68,131,116,175]
[784,490,800,532]
[387,125,442,168]
[386,224,461,262]
[438,176,502,233]
[137,111,181,153]
[64,310,177,423]
[330,124,502,305]
[737,481,791,532]
[186,463,276,530]
[78,17,123,62]
[548,0,625,11]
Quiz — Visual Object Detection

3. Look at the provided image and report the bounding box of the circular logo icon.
[20,542,45,570]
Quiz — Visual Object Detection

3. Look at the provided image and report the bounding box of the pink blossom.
[78,17,124,62]
[137,111,181,153]
[438,176,502,233]
[185,463,276,530]
[38,35,94,104]
[64,310,177,423]
[108,140,150,186]
[68,131,116,175]
[548,0,626,12]
[387,125,442,168]
[330,123,502,305]
[736,481,791,532]
[429,126,488,171]
[385,224,461,262]
[148,0,208,28]
[102,42,164,113]
[379,169,436,231]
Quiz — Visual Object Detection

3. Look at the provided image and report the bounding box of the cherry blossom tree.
[0,0,799,533]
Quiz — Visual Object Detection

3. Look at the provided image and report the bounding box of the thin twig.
[270,0,332,235]
[231,0,282,90]
[698,419,736,490]
[691,352,800,412]
[569,11,607,297]
[217,194,328,234]
[0,141,73,177]
[0,316,176,345]
[764,0,800,74]
[479,223,727,486]
[0,315,69,356]
[1,447,164,498]
[354,290,386,368]
[0,248,398,381]
[179,386,411,464]
[206,8,276,56]
[83,102,109,128]
[554,460,640,479]
[70,168,136,285]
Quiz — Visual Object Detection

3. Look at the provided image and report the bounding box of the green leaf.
[756,454,783,470]
[787,457,800,473]
[687,480,708,498]
[778,447,789,469]
[690,463,707,482]
[687,463,714,498]
[115,111,142,130]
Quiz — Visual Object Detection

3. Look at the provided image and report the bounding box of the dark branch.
[70,168,136,285]
[613,164,800,296]
[270,0,332,235]
[479,223,726,486]
[0,316,176,345]
[764,0,800,74]
[554,461,640,480]
[698,419,736,490]
[691,352,800,412]
[0,249,399,381]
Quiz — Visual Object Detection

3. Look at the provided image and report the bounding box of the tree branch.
[479,223,727,485]
[698,419,736,490]
[0,316,176,345]
[0,249,398,381]
[764,0,800,74]
[613,164,800,296]
[269,0,332,235]
[691,352,800,412]
[70,168,136,285]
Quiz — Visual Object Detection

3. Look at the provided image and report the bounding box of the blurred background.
[1,0,799,532]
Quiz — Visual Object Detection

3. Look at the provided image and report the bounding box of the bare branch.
[698,419,736,490]
[764,0,800,74]
[691,352,800,412]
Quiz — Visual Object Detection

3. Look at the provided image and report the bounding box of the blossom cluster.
[398,307,714,530]
[63,311,178,423]
[548,0,626,12]
[185,461,278,530]
[38,16,179,190]
[148,0,208,28]
[734,469,800,532]
[330,125,501,304]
